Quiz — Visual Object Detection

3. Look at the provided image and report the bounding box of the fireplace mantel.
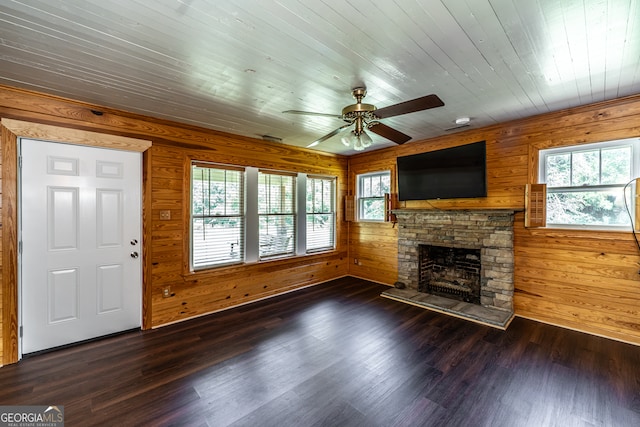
[393,208,517,214]
[383,208,515,328]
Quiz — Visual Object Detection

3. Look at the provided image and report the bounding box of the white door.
[20,138,142,354]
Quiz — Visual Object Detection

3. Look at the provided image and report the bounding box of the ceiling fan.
[283,87,444,151]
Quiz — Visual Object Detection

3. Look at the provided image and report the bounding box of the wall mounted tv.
[397,140,487,201]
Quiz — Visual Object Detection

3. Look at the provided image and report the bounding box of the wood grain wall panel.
[349,95,640,345]
[1,127,18,365]
[151,254,347,326]
[347,221,398,285]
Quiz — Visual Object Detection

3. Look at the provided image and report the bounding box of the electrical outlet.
[354,258,358,265]
[160,210,171,220]
[162,286,171,298]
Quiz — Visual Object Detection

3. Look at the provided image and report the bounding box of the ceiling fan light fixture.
[360,130,373,148]
[353,135,365,151]
[341,128,371,151]
[341,132,353,147]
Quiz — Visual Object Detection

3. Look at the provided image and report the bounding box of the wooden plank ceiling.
[0,0,639,155]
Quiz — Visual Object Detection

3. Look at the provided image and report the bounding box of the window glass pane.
[571,150,599,186]
[307,213,335,251]
[259,215,295,257]
[601,147,631,184]
[360,199,385,220]
[377,174,391,195]
[545,153,571,187]
[259,174,295,214]
[191,166,244,268]
[362,176,372,197]
[547,189,631,226]
[192,217,243,268]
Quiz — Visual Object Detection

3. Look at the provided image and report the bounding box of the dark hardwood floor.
[1,277,639,426]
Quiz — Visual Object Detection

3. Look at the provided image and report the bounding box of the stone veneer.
[395,209,515,312]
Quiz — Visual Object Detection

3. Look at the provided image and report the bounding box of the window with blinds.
[258,171,296,259]
[306,176,336,252]
[191,163,244,269]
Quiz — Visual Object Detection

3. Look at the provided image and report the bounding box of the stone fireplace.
[382,209,515,328]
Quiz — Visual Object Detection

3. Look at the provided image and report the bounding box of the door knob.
[130,251,139,259]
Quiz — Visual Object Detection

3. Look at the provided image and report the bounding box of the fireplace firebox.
[418,245,481,304]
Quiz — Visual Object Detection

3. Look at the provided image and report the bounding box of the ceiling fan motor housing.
[342,87,378,132]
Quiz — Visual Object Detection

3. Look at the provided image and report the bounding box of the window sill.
[185,249,339,278]
[545,224,635,232]
[525,226,637,240]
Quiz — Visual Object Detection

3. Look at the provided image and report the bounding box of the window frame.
[539,138,639,230]
[190,161,246,270]
[356,170,391,222]
[258,170,297,260]
[188,161,339,272]
[306,175,336,253]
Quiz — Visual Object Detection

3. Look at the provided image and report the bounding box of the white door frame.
[1,118,152,363]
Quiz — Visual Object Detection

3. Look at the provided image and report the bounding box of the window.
[357,171,390,221]
[258,171,296,259]
[540,138,639,228]
[306,176,336,252]
[190,163,337,270]
[191,163,244,269]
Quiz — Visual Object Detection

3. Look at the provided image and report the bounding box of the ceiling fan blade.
[374,94,444,119]
[283,110,343,119]
[367,122,412,144]
[307,123,352,148]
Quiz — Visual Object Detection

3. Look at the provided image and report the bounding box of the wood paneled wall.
[0,85,348,363]
[348,94,640,345]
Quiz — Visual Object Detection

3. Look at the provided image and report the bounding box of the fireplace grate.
[429,281,471,295]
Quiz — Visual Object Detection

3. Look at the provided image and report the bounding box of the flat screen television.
[397,140,487,201]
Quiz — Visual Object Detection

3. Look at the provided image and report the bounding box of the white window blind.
[191,163,244,269]
[306,176,336,252]
[258,171,296,259]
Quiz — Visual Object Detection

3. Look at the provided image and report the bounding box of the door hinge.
[18,155,22,169]
[19,240,22,254]
[19,326,23,338]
